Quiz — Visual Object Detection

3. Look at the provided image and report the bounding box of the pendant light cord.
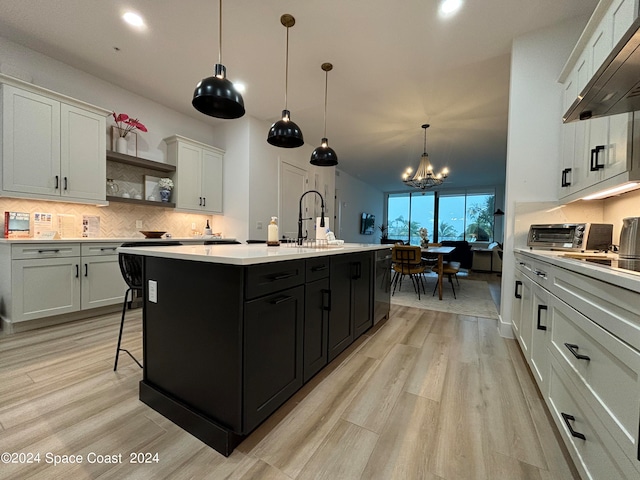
[323,69,328,137]
[218,0,223,65]
[284,25,289,110]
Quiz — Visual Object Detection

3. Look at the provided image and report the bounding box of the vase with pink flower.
[112,112,148,154]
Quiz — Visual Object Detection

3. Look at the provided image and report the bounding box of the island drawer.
[305,257,330,282]
[245,260,305,300]
[12,243,80,260]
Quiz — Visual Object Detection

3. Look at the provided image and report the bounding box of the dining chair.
[432,260,461,299]
[113,241,182,371]
[391,245,427,300]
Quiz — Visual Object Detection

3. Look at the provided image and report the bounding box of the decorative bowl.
[140,230,166,239]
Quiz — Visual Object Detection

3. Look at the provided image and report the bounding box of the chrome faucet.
[298,190,326,245]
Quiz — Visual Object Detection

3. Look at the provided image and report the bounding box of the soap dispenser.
[267,216,280,246]
[204,220,212,236]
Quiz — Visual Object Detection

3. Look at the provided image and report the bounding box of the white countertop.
[0,237,234,244]
[118,243,390,266]
[515,248,640,293]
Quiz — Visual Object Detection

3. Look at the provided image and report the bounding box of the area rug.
[390,277,499,319]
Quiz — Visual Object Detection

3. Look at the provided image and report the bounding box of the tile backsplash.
[0,198,220,238]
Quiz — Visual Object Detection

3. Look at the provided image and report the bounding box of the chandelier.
[402,124,449,189]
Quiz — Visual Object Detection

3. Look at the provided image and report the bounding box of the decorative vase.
[160,189,171,202]
[116,136,128,154]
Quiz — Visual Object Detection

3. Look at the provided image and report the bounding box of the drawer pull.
[75,264,79,278]
[37,249,61,254]
[564,343,590,361]
[270,272,296,281]
[533,269,546,278]
[514,280,522,299]
[100,247,117,251]
[561,413,586,440]
[271,295,293,305]
[311,265,328,272]
[536,305,548,331]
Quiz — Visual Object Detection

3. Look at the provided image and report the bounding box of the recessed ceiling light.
[122,11,145,28]
[439,0,464,18]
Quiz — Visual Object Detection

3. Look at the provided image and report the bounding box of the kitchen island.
[117,242,390,456]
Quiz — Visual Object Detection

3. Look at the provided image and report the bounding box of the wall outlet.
[192,222,196,230]
[256,221,263,230]
[136,220,143,228]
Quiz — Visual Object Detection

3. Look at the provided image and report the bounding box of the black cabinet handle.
[536,305,548,331]
[100,247,117,251]
[271,295,293,305]
[55,175,59,189]
[270,272,296,281]
[84,264,88,277]
[75,264,79,278]
[322,289,331,311]
[199,197,202,206]
[564,343,590,361]
[352,262,362,280]
[590,145,605,171]
[514,280,522,299]
[37,249,60,254]
[202,197,206,207]
[533,269,546,278]
[561,168,572,187]
[561,413,586,440]
[311,265,328,272]
[64,176,68,190]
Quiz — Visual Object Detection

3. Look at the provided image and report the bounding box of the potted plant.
[378,224,388,243]
[158,177,174,202]
[112,112,148,154]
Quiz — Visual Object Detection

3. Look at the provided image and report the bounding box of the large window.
[386,192,435,244]
[386,190,495,244]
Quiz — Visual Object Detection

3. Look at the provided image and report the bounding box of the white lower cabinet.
[12,256,81,321]
[513,251,640,479]
[2,242,125,325]
[548,356,637,480]
[80,243,126,310]
[530,281,551,393]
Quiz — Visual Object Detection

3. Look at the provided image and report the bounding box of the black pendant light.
[192,0,245,119]
[267,14,304,148]
[310,63,338,166]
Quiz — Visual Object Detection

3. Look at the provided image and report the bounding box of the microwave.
[527,223,613,251]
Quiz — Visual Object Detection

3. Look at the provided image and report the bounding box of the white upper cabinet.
[1,75,109,204]
[165,135,224,214]
[559,0,639,201]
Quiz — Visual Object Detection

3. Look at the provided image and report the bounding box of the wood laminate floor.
[0,293,578,479]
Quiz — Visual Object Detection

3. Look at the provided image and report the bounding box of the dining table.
[421,245,456,300]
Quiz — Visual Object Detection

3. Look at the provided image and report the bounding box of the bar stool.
[113,241,181,371]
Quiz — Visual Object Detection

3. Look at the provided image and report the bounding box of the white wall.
[335,169,384,243]
[501,16,588,336]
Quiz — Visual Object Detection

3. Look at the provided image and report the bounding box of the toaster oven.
[527,223,613,251]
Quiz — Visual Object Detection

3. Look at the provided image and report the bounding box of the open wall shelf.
[106,151,176,172]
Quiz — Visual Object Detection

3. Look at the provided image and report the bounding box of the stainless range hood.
[564,14,640,123]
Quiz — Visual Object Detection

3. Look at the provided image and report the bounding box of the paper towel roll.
[315,217,330,241]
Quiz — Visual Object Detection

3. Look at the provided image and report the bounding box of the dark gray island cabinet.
[121,243,388,456]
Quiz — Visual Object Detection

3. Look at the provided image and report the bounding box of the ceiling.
[0,0,598,192]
